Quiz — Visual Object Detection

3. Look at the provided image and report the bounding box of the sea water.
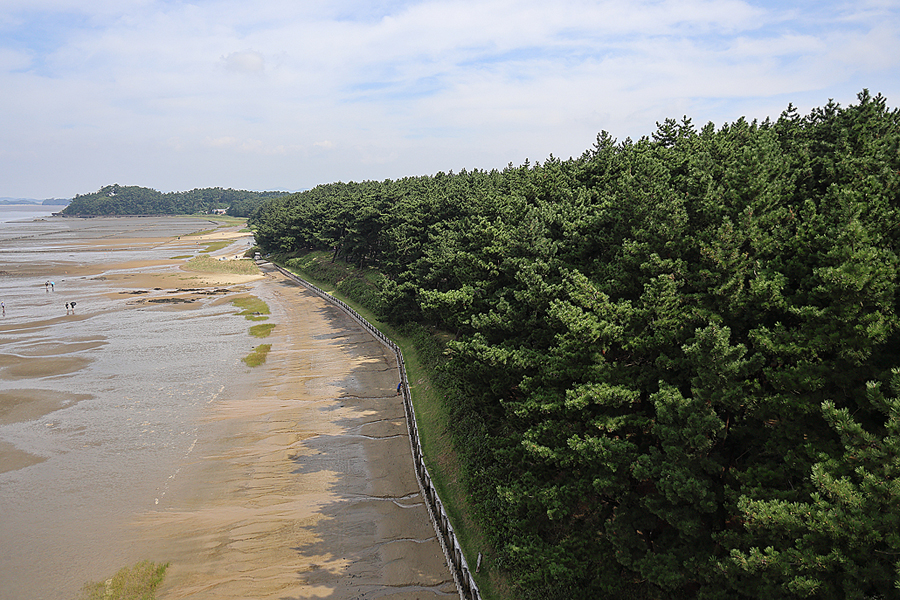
[0,215,259,600]
[0,204,60,223]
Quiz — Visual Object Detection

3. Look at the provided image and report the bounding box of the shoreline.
[0,218,452,599]
[141,264,454,599]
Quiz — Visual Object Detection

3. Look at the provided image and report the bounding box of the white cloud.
[222,50,265,74]
[0,0,898,197]
[206,137,239,149]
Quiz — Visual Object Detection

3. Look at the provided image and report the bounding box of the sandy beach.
[0,215,453,600]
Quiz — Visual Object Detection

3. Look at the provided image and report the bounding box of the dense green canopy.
[251,91,900,599]
[61,184,288,216]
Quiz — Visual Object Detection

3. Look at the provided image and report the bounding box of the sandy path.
[137,263,455,599]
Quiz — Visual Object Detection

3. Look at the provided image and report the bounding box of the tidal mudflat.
[0,214,452,600]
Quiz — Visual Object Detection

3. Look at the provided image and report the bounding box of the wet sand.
[0,217,453,600]
[142,264,454,599]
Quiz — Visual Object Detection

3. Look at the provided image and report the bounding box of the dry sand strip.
[137,265,456,599]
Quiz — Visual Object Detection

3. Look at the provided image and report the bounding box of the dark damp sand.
[0,220,453,600]
[135,263,454,600]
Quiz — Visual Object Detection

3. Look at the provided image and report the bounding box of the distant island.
[60,184,290,217]
[0,197,70,206]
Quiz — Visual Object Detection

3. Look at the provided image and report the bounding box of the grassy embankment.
[78,561,169,600]
[277,250,509,600]
[183,214,249,229]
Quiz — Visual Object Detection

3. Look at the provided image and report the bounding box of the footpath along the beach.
[267,260,483,600]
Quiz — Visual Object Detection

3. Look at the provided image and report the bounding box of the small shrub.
[199,240,230,253]
[231,296,270,320]
[77,560,169,600]
[249,323,276,338]
[242,344,271,367]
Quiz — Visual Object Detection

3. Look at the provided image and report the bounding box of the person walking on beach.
[45,281,49,291]
[1,301,5,316]
[50,281,54,291]
[65,302,70,313]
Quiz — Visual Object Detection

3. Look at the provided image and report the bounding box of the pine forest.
[249,91,900,599]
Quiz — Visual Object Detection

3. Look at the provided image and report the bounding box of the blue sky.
[1,0,898,199]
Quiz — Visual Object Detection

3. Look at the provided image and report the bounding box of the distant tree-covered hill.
[0,197,70,205]
[0,199,38,205]
[60,184,288,217]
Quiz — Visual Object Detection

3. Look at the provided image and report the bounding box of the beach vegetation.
[202,215,250,226]
[285,251,384,315]
[183,254,260,275]
[242,344,271,367]
[252,91,900,599]
[185,227,217,237]
[232,296,270,320]
[77,560,168,600]
[249,323,276,337]
[198,240,231,253]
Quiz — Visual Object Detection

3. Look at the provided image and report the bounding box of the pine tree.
[726,370,900,599]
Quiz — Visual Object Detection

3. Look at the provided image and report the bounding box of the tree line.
[61,184,288,216]
[250,90,900,599]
